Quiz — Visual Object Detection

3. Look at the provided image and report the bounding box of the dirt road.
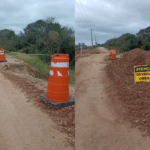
[75,47,150,150]
[0,54,74,150]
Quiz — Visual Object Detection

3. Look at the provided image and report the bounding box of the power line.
[76,1,90,45]
[76,1,94,46]
[75,1,90,28]
[78,0,91,28]
[75,10,84,24]
[75,3,85,23]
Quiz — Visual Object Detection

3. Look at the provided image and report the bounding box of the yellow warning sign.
[134,65,150,82]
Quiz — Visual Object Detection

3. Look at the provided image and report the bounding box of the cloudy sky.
[0,0,75,35]
[75,0,150,46]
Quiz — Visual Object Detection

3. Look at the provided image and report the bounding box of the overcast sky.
[0,0,74,35]
[75,0,150,46]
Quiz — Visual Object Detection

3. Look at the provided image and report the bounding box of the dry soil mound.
[106,48,150,134]
[90,49,101,54]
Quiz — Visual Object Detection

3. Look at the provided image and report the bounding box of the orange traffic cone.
[0,49,7,62]
[110,48,117,60]
[40,54,75,108]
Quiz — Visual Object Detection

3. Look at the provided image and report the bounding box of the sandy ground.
[75,47,150,150]
[0,53,74,150]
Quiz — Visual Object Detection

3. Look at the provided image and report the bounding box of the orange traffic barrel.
[40,53,75,108]
[110,48,116,60]
[47,53,69,102]
[0,49,7,62]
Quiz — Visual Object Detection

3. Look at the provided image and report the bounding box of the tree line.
[0,17,75,67]
[104,26,150,53]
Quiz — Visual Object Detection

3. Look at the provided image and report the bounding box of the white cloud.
[0,0,74,35]
[75,0,150,46]
[79,0,87,4]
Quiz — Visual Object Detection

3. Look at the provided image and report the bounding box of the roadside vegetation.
[0,17,75,84]
[104,26,150,53]
[8,52,75,84]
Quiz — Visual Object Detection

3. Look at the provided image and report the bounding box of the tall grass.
[7,52,75,84]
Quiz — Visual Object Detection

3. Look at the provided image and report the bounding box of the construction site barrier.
[47,54,69,102]
[40,53,75,108]
[110,48,116,60]
[0,49,7,62]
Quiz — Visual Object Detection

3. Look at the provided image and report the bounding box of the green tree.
[45,30,59,55]
[144,42,150,51]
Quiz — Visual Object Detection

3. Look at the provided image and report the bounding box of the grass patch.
[8,52,50,74]
[15,59,21,62]
[120,51,128,54]
[69,69,75,84]
[8,52,75,84]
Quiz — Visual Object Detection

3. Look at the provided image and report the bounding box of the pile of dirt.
[90,49,101,54]
[1,69,75,148]
[105,48,150,134]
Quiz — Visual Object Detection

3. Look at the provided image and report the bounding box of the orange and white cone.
[40,54,75,108]
[0,49,7,62]
[110,48,117,60]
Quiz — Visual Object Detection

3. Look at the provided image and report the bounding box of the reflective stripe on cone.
[57,71,62,76]
[110,48,116,60]
[50,70,54,75]
[51,62,69,67]
[0,49,6,61]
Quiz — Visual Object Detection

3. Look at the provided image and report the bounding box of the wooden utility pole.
[81,43,82,55]
[90,29,94,50]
